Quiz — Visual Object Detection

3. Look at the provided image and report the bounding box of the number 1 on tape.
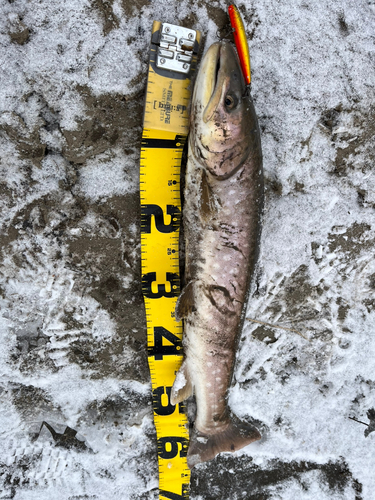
[140,21,201,500]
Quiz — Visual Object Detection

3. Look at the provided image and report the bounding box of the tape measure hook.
[156,23,197,74]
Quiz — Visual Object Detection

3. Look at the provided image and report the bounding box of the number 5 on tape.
[140,21,201,500]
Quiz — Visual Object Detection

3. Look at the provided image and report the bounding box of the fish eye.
[224,94,238,110]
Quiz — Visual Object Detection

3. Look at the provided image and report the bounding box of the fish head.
[190,41,255,179]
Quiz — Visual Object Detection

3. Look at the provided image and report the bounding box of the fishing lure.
[228,4,251,86]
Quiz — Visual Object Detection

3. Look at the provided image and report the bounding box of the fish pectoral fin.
[200,169,218,221]
[175,281,196,320]
[170,361,193,405]
[187,415,261,469]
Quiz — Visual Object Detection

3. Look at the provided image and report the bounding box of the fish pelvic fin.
[175,281,196,320]
[170,360,193,405]
[187,416,261,469]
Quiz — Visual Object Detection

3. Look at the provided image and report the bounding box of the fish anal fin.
[187,415,261,468]
[170,361,193,405]
[175,281,195,321]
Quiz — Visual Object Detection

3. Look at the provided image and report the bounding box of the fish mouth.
[191,42,221,119]
[203,43,224,123]
[202,42,239,123]
[193,41,241,123]
[212,44,221,99]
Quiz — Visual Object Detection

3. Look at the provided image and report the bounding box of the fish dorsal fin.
[170,360,193,405]
[175,281,196,320]
[200,170,217,221]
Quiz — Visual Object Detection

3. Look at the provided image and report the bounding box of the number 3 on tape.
[140,21,201,500]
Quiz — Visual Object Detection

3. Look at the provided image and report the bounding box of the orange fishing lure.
[228,4,251,86]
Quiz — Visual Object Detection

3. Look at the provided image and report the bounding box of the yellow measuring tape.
[140,21,200,500]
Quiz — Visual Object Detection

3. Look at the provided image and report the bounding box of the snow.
[173,367,187,392]
[0,0,375,498]
[78,148,138,201]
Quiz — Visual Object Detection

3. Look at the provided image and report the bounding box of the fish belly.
[184,150,262,429]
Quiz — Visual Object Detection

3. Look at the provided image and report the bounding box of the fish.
[170,40,264,468]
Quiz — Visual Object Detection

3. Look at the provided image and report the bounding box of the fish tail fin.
[187,416,261,469]
[170,360,193,405]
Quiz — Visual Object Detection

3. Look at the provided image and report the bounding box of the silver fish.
[171,41,264,468]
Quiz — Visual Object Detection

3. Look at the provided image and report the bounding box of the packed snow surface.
[0,0,374,499]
